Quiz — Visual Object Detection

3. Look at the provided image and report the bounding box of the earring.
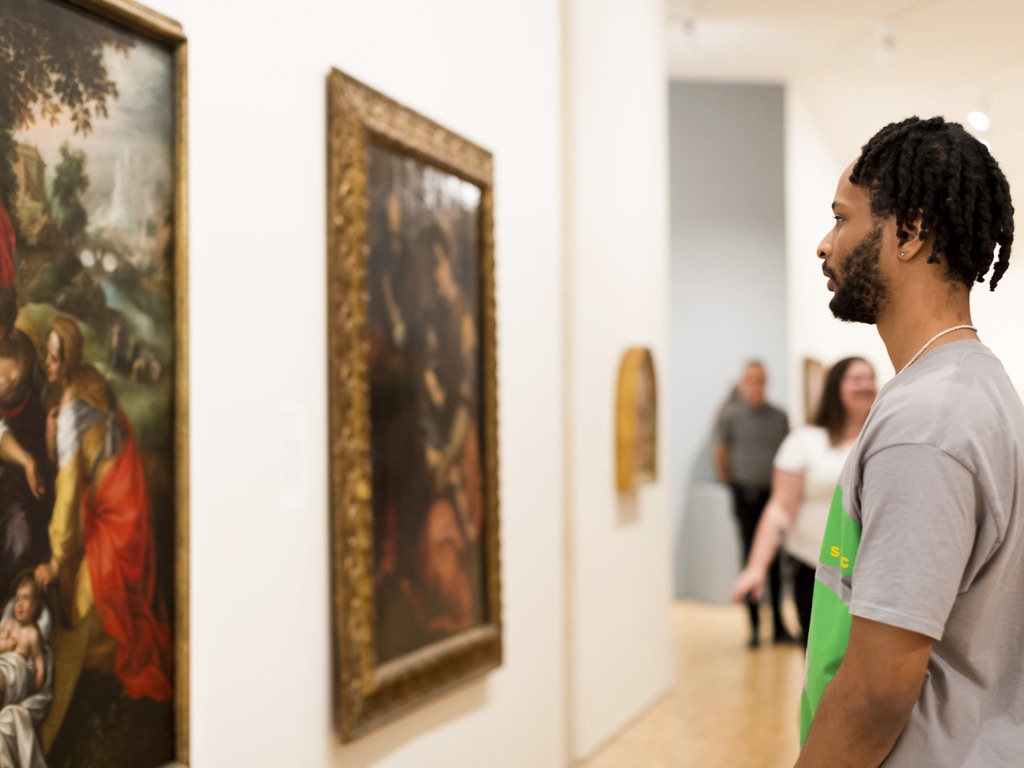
[900,252,904,256]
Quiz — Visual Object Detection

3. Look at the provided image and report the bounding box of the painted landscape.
[0,1,178,766]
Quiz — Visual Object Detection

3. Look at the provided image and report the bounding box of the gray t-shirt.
[717,400,788,488]
[802,340,1024,765]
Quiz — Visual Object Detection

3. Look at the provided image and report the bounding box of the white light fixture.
[670,2,697,40]
[873,22,895,62]
[968,110,991,132]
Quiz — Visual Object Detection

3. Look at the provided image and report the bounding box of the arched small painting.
[616,347,657,493]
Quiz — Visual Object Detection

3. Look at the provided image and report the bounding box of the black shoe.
[748,635,761,649]
[773,627,798,645]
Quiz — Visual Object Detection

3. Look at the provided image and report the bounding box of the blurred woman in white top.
[730,357,877,645]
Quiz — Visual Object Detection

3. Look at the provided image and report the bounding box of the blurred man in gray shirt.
[716,361,791,647]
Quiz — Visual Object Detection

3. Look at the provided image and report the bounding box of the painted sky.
[15,26,174,247]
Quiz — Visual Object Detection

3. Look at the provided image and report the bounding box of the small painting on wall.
[616,347,658,493]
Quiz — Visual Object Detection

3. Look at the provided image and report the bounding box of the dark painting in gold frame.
[0,0,188,765]
[327,69,501,742]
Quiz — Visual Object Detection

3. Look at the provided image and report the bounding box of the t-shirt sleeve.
[849,444,979,640]
[772,428,807,474]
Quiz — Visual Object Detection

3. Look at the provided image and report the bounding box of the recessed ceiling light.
[968,110,991,132]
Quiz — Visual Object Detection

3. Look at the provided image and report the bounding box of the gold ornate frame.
[803,357,825,425]
[616,347,657,493]
[57,1,189,765]
[327,69,501,742]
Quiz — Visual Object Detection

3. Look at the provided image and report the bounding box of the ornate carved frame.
[50,1,189,764]
[326,69,501,742]
[616,347,658,493]
[803,357,826,425]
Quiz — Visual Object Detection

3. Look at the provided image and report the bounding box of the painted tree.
[0,3,134,231]
[52,142,90,244]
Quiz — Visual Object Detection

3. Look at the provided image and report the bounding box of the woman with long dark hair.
[730,357,876,644]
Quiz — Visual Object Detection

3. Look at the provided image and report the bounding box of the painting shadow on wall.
[617,494,640,526]
[334,681,489,764]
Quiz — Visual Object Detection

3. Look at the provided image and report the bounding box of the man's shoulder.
[866,345,1024,455]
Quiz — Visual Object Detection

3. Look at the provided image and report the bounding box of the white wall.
[146,1,566,767]
[783,87,892,417]
[563,0,673,759]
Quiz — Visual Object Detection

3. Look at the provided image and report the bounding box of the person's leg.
[731,484,761,647]
[753,488,794,643]
[768,552,795,641]
[792,560,817,647]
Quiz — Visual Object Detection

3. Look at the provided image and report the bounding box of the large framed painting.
[327,69,501,741]
[0,1,188,766]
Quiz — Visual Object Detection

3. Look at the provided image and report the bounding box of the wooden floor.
[579,600,805,768]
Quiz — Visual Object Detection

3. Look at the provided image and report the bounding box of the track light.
[967,110,991,132]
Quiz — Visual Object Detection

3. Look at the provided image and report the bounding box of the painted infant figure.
[0,575,45,706]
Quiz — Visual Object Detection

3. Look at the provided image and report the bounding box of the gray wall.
[669,81,788,601]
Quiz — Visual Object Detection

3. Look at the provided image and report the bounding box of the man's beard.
[828,226,888,324]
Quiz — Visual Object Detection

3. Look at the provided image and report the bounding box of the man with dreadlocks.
[798,116,1023,767]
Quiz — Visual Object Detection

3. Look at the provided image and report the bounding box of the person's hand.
[730,565,767,604]
[22,458,43,500]
[34,559,58,591]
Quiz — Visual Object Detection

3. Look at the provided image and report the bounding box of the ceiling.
[666,0,1024,180]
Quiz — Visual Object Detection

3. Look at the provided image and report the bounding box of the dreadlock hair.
[812,357,870,447]
[850,116,1014,291]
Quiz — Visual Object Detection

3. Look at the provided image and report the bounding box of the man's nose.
[817,236,831,260]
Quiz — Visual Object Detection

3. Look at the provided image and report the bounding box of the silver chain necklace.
[897,325,977,375]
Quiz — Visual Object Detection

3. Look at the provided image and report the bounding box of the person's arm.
[0,620,14,653]
[36,442,84,590]
[0,430,43,500]
[32,635,44,691]
[714,443,731,484]
[731,467,803,602]
[796,616,932,767]
[714,406,735,484]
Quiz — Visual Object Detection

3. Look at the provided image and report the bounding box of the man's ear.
[896,208,933,262]
[898,208,925,245]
